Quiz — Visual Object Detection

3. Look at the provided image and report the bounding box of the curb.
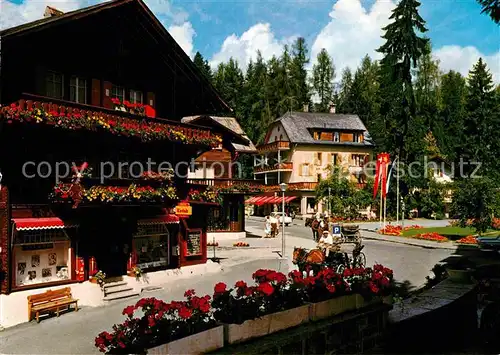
[362,235,458,250]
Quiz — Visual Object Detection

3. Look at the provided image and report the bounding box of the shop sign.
[185,229,202,256]
[175,202,192,217]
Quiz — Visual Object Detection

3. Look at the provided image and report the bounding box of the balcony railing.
[186,178,263,188]
[2,94,222,146]
[262,182,319,192]
[254,162,293,174]
[256,141,290,153]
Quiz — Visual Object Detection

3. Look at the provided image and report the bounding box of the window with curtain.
[70,76,87,104]
[130,90,143,104]
[111,85,125,102]
[46,71,64,99]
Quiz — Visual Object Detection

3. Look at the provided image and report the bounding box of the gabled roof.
[182,115,257,153]
[274,112,374,147]
[0,0,231,113]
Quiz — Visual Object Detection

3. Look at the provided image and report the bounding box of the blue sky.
[1,0,499,80]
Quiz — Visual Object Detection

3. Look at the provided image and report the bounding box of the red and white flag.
[373,153,390,198]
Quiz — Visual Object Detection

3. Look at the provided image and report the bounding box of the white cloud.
[209,23,296,70]
[0,0,86,30]
[168,22,196,58]
[310,0,396,75]
[434,45,500,83]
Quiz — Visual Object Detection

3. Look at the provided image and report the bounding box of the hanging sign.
[175,201,192,218]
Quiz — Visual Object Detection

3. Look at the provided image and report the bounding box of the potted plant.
[128,266,143,281]
[445,257,475,283]
[90,270,107,289]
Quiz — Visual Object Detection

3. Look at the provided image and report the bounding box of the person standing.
[264,216,271,238]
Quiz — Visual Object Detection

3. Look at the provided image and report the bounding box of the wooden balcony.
[186,178,262,188]
[2,94,222,146]
[257,141,290,154]
[254,162,293,174]
[262,182,319,192]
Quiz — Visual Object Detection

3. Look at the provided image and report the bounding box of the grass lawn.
[402,226,500,240]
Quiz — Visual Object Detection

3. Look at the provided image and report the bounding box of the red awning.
[137,214,179,226]
[254,196,273,206]
[245,196,258,204]
[285,196,297,203]
[12,218,78,231]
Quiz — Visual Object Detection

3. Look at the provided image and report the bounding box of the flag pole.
[396,156,399,225]
[379,180,382,228]
[383,162,387,230]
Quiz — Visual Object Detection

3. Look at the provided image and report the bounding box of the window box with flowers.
[95,291,223,354]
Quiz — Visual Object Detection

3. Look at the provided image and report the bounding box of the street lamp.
[328,186,331,216]
[280,183,288,258]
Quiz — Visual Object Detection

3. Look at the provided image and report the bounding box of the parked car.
[271,212,292,226]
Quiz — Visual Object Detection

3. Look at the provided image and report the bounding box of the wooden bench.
[27,287,78,323]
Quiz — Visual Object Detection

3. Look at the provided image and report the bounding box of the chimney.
[44,6,64,18]
[329,103,336,114]
[303,103,309,113]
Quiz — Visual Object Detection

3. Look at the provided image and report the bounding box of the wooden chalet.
[0,0,231,326]
[183,115,259,238]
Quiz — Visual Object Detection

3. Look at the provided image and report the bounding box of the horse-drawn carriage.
[293,237,366,275]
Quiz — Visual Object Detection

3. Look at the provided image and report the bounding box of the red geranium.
[214,282,227,294]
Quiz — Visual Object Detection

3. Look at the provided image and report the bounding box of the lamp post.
[328,186,331,216]
[280,183,288,258]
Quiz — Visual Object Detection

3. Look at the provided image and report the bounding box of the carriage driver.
[318,230,334,256]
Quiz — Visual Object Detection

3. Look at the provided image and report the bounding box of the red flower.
[214,282,227,294]
[199,298,210,313]
[326,284,336,293]
[179,306,193,319]
[258,282,274,296]
[122,305,135,317]
[184,289,195,297]
[235,280,247,288]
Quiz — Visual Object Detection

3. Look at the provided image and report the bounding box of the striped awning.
[12,218,79,231]
[137,214,179,225]
[247,195,297,206]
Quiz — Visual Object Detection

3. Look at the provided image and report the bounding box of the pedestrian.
[264,216,271,238]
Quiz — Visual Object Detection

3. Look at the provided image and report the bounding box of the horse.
[292,247,326,274]
[310,218,329,242]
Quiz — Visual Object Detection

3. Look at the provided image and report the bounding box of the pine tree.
[437,70,467,162]
[477,0,500,23]
[193,51,213,81]
[311,49,335,112]
[463,58,498,178]
[378,0,429,160]
[337,68,353,113]
[290,37,310,109]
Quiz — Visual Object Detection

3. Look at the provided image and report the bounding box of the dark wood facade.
[0,0,228,294]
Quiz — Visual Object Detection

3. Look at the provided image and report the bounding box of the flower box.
[446,268,472,283]
[310,294,357,321]
[356,294,383,309]
[224,315,271,345]
[268,304,310,333]
[147,326,224,355]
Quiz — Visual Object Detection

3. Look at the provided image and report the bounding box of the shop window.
[70,76,87,104]
[46,70,64,99]
[13,229,71,287]
[133,223,170,270]
[130,89,143,104]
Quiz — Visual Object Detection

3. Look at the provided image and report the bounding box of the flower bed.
[403,225,423,231]
[96,265,394,353]
[456,235,478,245]
[233,242,249,247]
[378,225,402,236]
[51,183,177,204]
[413,232,449,242]
[1,103,222,147]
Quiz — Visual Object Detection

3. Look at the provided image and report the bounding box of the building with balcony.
[253,107,374,217]
[0,0,231,327]
[182,115,258,239]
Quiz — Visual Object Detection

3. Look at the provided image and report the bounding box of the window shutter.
[102,81,113,109]
[299,164,303,176]
[147,92,156,108]
[91,79,101,106]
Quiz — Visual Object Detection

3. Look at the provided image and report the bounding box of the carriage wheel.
[354,252,366,268]
[336,264,345,275]
[354,231,361,243]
